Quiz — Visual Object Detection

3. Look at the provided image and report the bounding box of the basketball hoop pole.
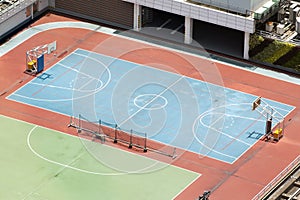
[252,97,284,142]
[25,41,56,75]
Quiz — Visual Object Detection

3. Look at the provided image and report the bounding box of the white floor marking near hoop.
[191,103,268,160]
[9,51,111,102]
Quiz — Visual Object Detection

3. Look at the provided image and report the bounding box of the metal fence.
[252,155,300,200]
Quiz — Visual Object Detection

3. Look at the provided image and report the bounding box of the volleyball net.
[68,114,177,158]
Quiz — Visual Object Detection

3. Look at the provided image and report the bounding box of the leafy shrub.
[282,51,300,71]
[274,46,300,66]
[249,34,264,50]
[249,38,273,57]
[251,40,295,63]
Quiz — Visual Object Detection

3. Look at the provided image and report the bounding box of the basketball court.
[7,48,295,164]
[0,13,300,200]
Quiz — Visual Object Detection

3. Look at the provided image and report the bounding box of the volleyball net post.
[68,114,178,157]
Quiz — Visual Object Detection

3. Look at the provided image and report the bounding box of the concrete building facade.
[0,0,283,59]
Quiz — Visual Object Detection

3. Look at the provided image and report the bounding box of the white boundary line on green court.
[25,118,202,199]
[28,124,175,175]
[172,172,202,199]
[27,125,125,176]
[26,125,163,175]
[0,113,201,199]
[1,114,201,178]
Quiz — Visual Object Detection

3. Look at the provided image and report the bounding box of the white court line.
[56,62,99,81]
[4,30,296,162]
[172,173,202,200]
[7,50,111,102]
[20,48,296,163]
[191,103,264,162]
[1,21,299,87]
[209,113,225,127]
[193,99,294,164]
[197,103,264,146]
[63,51,111,81]
[27,125,178,175]
[27,125,123,175]
[133,94,168,110]
[78,78,94,90]
[73,48,296,111]
[10,86,100,102]
[0,113,198,176]
[0,21,296,166]
[207,112,266,123]
[197,113,225,153]
[171,24,184,34]
[29,82,73,91]
[2,21,299,110]
[23,123,202,199]
[199,113,256,146]
[200,124,252,147]
[156,19,172,30]
[269,104,295,113]
[118,74,185,127]
[58,49,296,163]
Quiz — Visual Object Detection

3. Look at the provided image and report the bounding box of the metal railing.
[252,155,300,200]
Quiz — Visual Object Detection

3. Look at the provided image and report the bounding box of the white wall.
[189,0,270,14]
[0,0,35,23]
[38,0,49,11]
[123,0,255,33]
[0,8,31,37]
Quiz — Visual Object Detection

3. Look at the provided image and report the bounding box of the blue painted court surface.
[8,49,295,163]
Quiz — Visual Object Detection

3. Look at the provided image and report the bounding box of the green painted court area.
[0,115,200,200]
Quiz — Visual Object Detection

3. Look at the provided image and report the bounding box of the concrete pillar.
[31,3,34,19]
[133,4,142,31]
[244,32,250,59]
[184,17,193,44]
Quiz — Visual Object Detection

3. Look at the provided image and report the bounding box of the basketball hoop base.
[252,96,285,143]
[25,41,56,75]
[24,68,38,75]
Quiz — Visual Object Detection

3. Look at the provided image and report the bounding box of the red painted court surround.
[0,14,299,200]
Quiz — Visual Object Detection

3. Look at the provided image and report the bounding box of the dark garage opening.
[193,19,244,58]
[140,7,185,43]
[136,7,244,58]
[143,8,184,30]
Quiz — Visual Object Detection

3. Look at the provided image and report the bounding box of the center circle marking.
[134,94,168,110]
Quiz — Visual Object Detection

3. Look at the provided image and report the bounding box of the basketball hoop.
[25,41,56,75]
[251,96,285,142]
